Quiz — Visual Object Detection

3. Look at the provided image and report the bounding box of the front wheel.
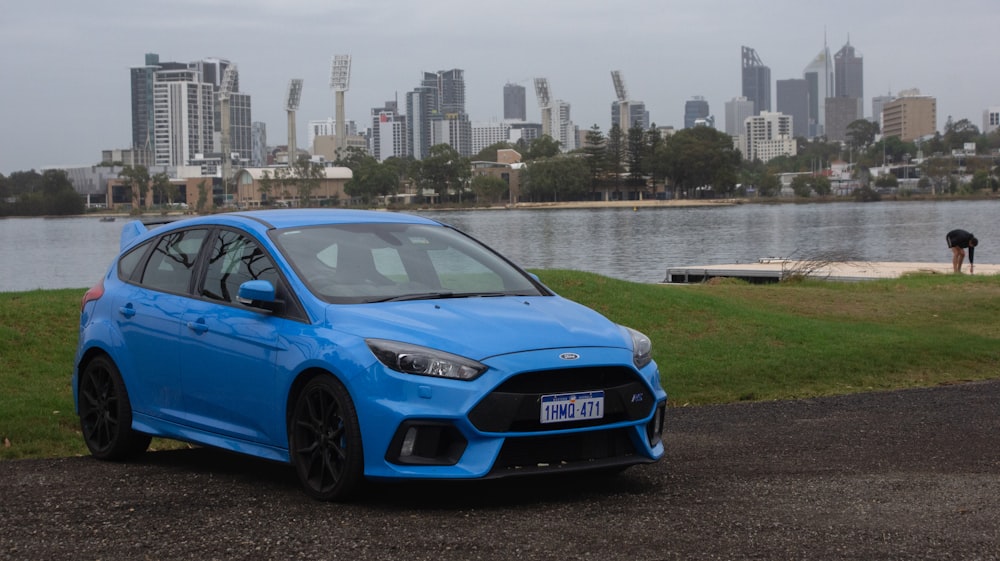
[289,376,364,501]
[77,355,151,460]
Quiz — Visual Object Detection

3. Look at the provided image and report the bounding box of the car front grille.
[467,366,654,433]
[487,428,639,476]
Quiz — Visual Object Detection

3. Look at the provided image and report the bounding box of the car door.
[113,228,210,419]
[177,228,294,446]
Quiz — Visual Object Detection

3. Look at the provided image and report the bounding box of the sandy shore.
[510,198,745,210]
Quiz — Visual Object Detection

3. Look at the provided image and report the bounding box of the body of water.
[3,200,998,292]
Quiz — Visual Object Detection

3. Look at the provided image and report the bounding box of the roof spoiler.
[120,220,149,251]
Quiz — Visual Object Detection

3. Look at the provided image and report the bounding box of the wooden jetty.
[662,260,1000,284]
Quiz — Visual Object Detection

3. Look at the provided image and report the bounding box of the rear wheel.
[78,355,151,460]
[289,376,364,501]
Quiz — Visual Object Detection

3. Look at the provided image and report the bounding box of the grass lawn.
[2,271,998,460]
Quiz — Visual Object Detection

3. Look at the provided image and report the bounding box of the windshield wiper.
[370,291,511,303]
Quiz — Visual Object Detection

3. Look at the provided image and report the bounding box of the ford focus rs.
[74,209,667,500]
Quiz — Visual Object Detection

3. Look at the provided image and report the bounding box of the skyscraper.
[741,46,771,115]
[503,83,526,121]
[684,97,710,129]
[131,54,252,168]
[423,69,466,114]
[725,97,755,136]
[776,79,809,138]
[803,44,833,138]
[152,68,215,167]
[834,39,863,105]
[406,86,436,160]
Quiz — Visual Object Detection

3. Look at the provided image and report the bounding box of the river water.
[2,200,997,292]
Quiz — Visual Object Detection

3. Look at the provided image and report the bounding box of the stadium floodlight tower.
[285,78,304,165]
[534,77,553,138]
[330,55,352,154]
[218,64,238,204]
[611,70,631,130]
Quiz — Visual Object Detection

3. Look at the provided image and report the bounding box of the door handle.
[186,319,209,334]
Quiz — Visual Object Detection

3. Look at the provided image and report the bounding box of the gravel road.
[2,380,999,560]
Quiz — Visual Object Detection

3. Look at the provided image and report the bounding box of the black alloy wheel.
[78,355,151,460]
[290,376,364,501]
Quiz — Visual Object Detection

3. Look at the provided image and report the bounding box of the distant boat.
[99,217,116,222]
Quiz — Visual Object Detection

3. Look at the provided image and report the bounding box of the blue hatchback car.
[74,209,667,500]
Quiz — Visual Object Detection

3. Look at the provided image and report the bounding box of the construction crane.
[218,64,238,205]
[329,55,351,155]
[285,78,304,165]
[611,70,631,130]
[534,77,552,138]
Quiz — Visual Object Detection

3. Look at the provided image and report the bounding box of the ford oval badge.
[559,352,580,361]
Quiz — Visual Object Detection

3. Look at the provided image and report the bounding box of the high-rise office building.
[725,97,755,136]
[741,46,771,115]
[882,91,937,142]
[503,83,527,121]
[684,97,710,129]
[803,44,833,138]
[776,79,810,139]
[422,69,466,114]
[834,39,864,107]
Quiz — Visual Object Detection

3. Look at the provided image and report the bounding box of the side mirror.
[237,280,279,311]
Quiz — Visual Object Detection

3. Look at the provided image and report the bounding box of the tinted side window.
[139,229,208,294]
[118,240,152,281]
[201,229,279,304]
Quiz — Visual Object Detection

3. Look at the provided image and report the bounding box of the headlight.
[366,339,488,381]
[624,327,653,369]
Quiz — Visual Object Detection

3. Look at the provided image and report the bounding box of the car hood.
[326,296,630,361]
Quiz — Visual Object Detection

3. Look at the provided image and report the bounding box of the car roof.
[121,209,444,252]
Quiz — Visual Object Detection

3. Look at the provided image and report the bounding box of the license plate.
[540,391,605,424]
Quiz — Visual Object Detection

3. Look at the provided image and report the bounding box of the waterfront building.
[741,46,771,114]
[433,113,473,157]
[882,91,937,142]
[724,97,755,137]
[547,100,577,151]
[684,97,710,129]
[776,79,810,138]
[739,112,795,163]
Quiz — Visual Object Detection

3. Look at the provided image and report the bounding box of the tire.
[289,376,364,501]
[77,355,151,460]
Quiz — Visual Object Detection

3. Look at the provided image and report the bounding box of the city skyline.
[2,0,1000,175]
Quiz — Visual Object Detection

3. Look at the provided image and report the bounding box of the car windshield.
[270,222,546,304]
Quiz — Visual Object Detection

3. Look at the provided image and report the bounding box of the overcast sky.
[2,0,999,175]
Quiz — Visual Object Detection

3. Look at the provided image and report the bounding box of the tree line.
[4,115,999,216]
[0,169,84,216]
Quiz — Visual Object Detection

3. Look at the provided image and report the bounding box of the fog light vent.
[646,403,666,446]
[386,421,468,466]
